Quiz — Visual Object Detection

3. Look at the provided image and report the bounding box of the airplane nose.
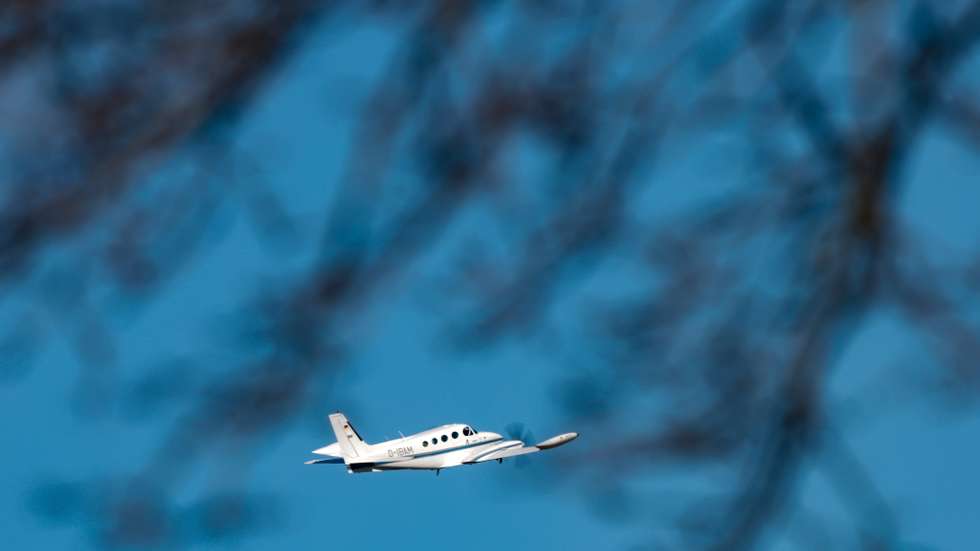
[483,432,503,441]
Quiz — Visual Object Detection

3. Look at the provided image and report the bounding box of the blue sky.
[3,6,980,551]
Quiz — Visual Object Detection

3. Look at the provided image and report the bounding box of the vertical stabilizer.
[328,412,371,462]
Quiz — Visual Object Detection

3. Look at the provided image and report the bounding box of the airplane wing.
[464,432,579,464]
[464,445,541,464]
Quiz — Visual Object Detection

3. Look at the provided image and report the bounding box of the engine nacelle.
[535,432,578,450]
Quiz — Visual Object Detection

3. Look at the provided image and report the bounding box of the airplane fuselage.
[308,413,577,473]
[341,424,519,472]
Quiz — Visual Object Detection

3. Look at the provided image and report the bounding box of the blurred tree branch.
[6,0,980,549]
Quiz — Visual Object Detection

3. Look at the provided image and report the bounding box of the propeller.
[504,422,536,469]
[505,422,536,444]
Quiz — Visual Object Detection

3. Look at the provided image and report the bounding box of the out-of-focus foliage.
[4,0,980,549]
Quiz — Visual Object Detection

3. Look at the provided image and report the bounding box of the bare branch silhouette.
[6,1,980,549]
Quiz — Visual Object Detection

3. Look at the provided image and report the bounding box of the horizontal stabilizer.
[304,457,345,465]
[312,442,341,456]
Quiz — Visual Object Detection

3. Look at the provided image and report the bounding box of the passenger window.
[462,427,470,436]
[432,438,437,445]
[423,441,428,447]
[441,434,448,442]
[452,431,459,439]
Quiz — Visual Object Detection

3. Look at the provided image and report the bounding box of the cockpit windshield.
[462,426,470,436]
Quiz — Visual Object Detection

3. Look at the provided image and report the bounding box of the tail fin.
[328,412,371,461]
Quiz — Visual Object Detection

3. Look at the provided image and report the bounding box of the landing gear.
[498,458,503,464]
[436,469,440,476]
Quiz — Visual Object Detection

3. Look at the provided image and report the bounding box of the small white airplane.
[306,412,578,474]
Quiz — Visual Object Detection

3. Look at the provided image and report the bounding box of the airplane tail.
[328,412,371,462]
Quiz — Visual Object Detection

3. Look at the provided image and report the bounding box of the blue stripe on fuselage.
[369,436,504,463]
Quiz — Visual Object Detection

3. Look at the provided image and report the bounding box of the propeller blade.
[505,422,525,441]
[515,455,530,469]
